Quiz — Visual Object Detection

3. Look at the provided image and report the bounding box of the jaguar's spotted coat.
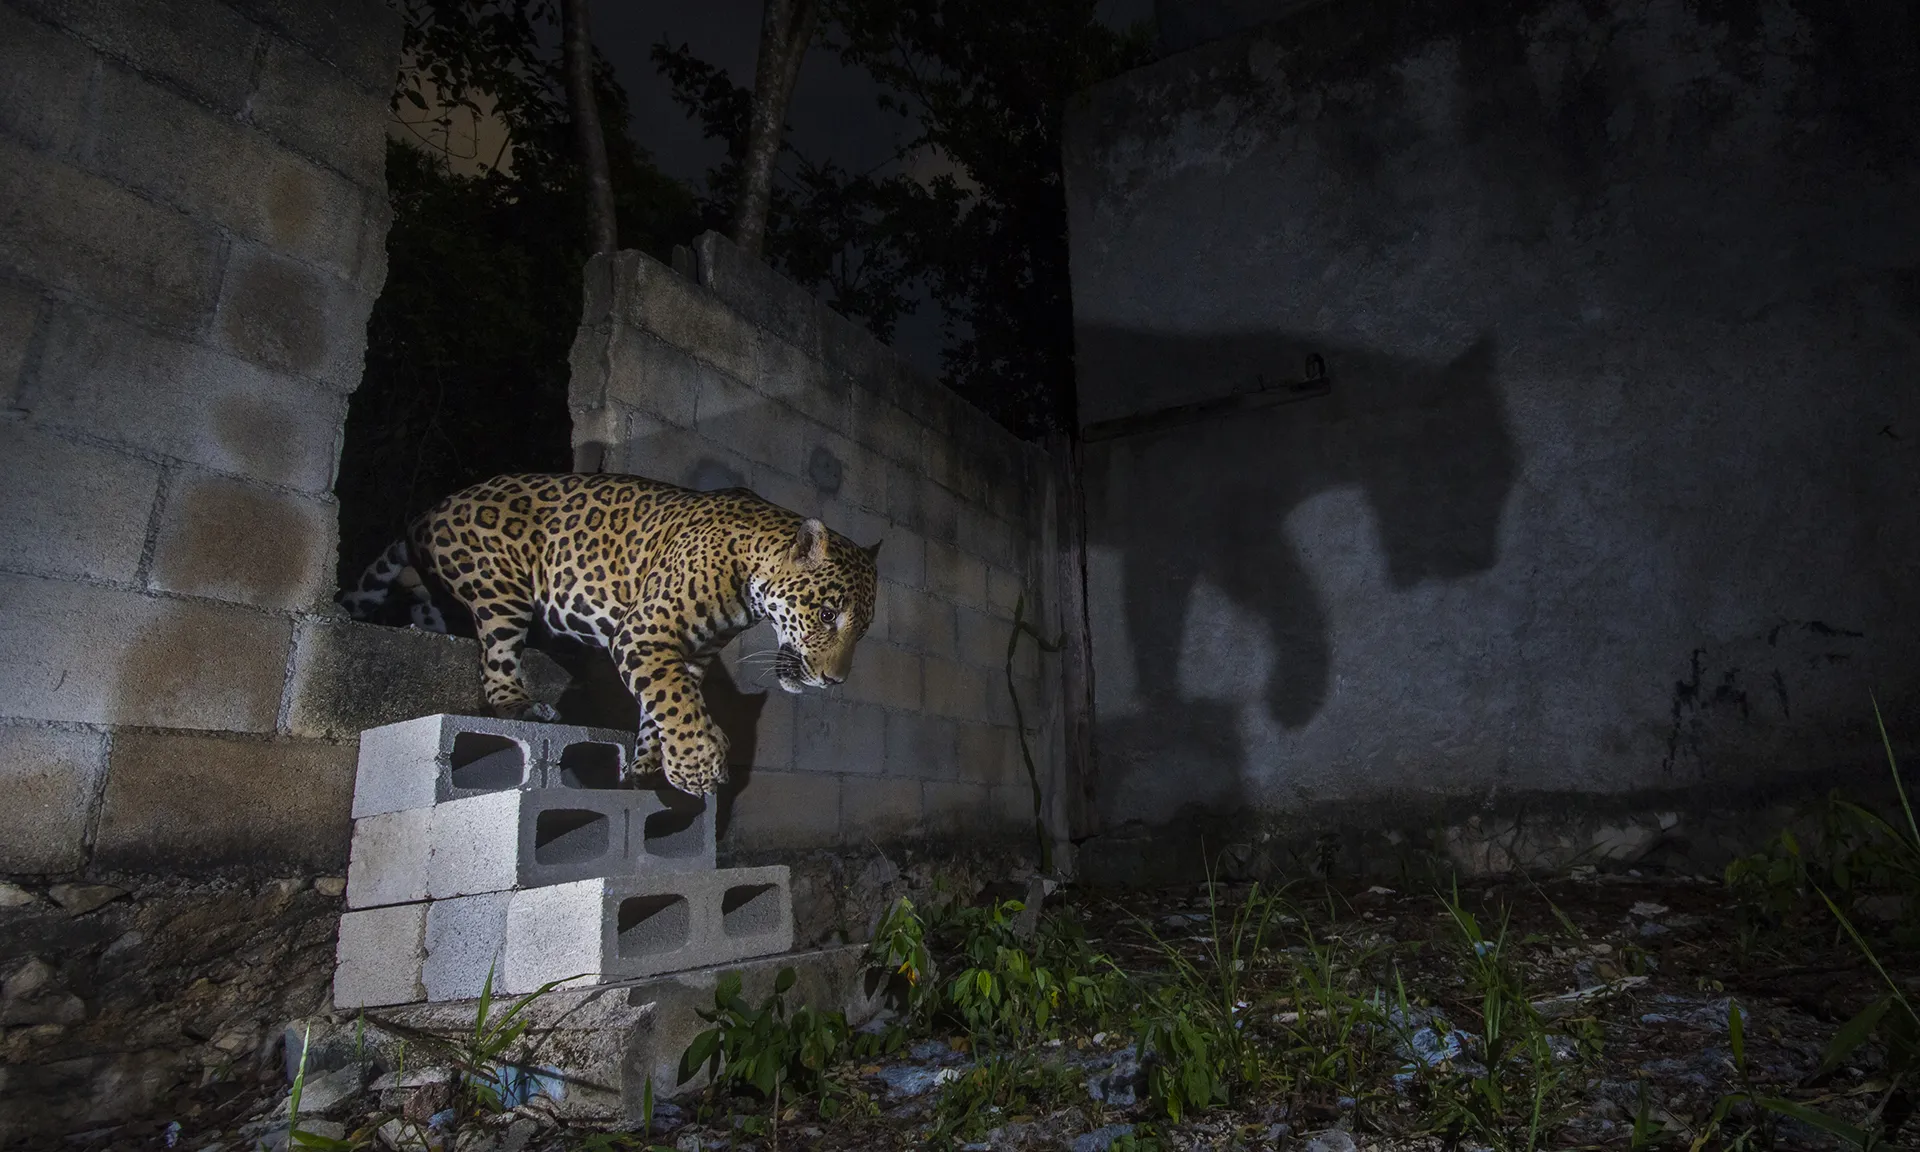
[343,472,879,795]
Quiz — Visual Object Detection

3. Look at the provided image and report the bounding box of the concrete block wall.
[0,0,475,875]
[568,233,1063,856]
[1062,0,1920,844]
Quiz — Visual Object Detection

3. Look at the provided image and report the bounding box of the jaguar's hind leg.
[475,598,557,723]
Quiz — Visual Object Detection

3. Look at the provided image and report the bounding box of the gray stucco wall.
[1065,0,1920,845]
[568,234,1063,859]
[0,0,496,875]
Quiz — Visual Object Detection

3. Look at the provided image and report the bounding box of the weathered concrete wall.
[569,233,1061,858]
[1064,0,1920,860]
[1154,0,1331,56]
[0,0,478,875]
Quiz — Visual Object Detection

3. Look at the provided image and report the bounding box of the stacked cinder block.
[334,714,793,1008]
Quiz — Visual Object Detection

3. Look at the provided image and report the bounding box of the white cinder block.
[345,806,432,910]
[501,865,794,994]
[424,892,510,1001]
[422,788,718,900]
[352,714,635,818]
[334,903,427,1009]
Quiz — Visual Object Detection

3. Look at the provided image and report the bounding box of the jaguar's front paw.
[494,700,560,723]
[662,727,730,796]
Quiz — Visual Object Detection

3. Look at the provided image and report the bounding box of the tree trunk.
[562,0,617,256]
[1046,431,1099,843]
[732,0,821,259]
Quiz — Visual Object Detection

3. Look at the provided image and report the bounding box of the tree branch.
[732,0,821,258]
[561,0,617,256]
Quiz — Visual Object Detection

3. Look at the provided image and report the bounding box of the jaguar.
[342,472,879,795]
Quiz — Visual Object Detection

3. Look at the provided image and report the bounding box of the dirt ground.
[1,862,1913,1151]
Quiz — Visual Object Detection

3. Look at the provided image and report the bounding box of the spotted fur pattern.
[343,472,879,795]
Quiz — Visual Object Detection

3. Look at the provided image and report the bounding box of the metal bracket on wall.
[1079,354,1330,444]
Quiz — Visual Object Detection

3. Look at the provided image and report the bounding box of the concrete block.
[721,770,840,852]
[926,540,989,610]
[0,138,224,332]
[603,326,702,428]
[619,251,766,386]
[423,892,509,1002]
[792,698,886,776]
[850,389,925,467]
[0,723,107,874]
[0,4,96,157]
[89,64,371,280]
[0,574,291,730]
[874,529,925,589]
[923,780,991,839]
[881,582,953,659]
[692,230,822,360]
[957,504,1017,570]
[30,306,350,493]
[958,724,1022,788]
[986,567,1024,618]
[350,713,634,818]
[884,712,958,780]
[987,785,1033,833]
[917,476,961,545]
[13,0,262,114]
[840,642,922,712]
[697,366,804,474]
[228,0,402,95]
[501,865,794,993]
[0,424,160,583]
[955,605,1009,671]
[924,657,991,720]
[426,787,706,899]
[334,903,427,1009]
[94,732,356,870]
[249,35,390,181]
[745,331,849,436]
[345,806,431,910]
[841,777,924,844]
[815,431,885,514]
[750,463,823,521]
[285,620,496,739]
[214,243,372,389]
[148,471,335,610]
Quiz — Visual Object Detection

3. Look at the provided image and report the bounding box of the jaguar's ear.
[862,539,883,562]
[790,518,829,569]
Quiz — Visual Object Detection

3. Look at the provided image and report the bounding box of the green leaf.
[1728,1000,1746,1072]
[1752,1096,1874,1146]
[680,1028,721,1083]
[775,966,798,995]
[1819,995,1892,1077]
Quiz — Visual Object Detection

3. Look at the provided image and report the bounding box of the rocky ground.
[2,858,1914,1151]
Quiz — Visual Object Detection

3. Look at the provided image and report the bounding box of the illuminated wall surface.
[1066,0,1920,833]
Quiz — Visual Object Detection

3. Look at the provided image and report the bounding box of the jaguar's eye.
[817,605,838,627]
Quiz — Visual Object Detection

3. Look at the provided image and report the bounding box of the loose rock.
[48,883,126,915]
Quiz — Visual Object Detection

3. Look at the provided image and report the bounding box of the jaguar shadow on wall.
[1079,327,1518,831]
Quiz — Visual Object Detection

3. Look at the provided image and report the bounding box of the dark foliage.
[656,0,1150,438]
[334,0,698,590]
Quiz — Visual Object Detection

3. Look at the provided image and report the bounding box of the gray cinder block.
[501,865,794,993]
[344,805,431,909]
[424,892,510,1002]
[351,713,636,818]
[424,787,718,900]
[334,903,427,1009]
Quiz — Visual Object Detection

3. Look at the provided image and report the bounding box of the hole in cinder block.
[616,894,690,958]
[643,795,709,859]
[449,733,525,792]
[721,883,782,939]
[555,741,624,788]
[533,809,610,866]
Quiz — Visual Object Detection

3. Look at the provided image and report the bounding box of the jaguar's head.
[755,518,880,693]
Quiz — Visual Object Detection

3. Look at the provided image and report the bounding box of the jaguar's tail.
[339,537,447,632]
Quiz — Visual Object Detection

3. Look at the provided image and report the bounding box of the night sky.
[586,0,1156,374]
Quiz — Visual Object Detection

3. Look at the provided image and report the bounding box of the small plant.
[1129,868,1286,1120]
[680,967,854,1147]
[868,895,936,1024]
[1417,883,1586,1151]
[449,965,580,1119]
[943,897,1122,1049]
[284,1024,377,1151]
[927,1051,1078,1147]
